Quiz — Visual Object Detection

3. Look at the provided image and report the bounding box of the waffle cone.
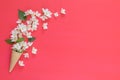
[9,50,22,72]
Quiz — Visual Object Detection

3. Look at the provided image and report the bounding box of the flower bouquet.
[6,8,66,72]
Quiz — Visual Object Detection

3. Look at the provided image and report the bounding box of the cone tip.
[9,68,12,72]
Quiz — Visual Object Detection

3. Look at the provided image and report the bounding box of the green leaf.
[18,10,27,20]
[16,38,24,43]
[5,39,14,44]
[28,37,36,42]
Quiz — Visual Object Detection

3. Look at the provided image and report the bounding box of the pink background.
[0,0,120,80]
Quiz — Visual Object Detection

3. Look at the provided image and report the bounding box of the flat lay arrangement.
[5,8,66,72]
[1,0,120,80]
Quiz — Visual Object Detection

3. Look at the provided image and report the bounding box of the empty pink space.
[0,0,120,80]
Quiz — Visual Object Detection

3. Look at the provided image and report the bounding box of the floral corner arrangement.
[5,8,66,72]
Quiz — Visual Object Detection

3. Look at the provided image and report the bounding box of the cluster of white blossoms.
[9,8,66,67]
[12,41,29,52]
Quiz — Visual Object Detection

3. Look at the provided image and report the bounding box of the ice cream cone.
[9,50,22,72]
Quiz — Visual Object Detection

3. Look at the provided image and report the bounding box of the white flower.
[11,28,19,35]
[11,35,18,42]
[31,15,36,19]
[40,15,48,21]
[12,43,21,51]
[24,32,32,38]
[16,19,22,24]
[32,47,37,54]
[27,20,32,25]
[27,25,32,31]
[31,24,38,31]
[23,53,29,58]
[18,60,25,66]
[42,8,52,18]
[17,23,27,33]
[25,9,34,15]
[54,12,59,17]
[11,28,23,42]
[28,17,39,31]
[28,42,33,47]
[42,23,48,30]
[61,8,66,14]
[22,41,29,50]
[34,11,41,17]
[32,21,39,26]
[30,16,37,21]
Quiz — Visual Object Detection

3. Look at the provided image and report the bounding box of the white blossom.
[27,20,32,25]
[22,41,29,50]
[42,8,52,18]
[28,42,33,47]
[32,47,37,54]
[34,11,41,17]
[28,17,39,31]
[16,19,22,24]
[18,60,25,66]
[42,23,48,30]
[11,35,18,42]
[10,29,19,42]
[27,25,32,31]
[32,21,39,27]
[23,53,29,58]
[11,28,18,35]
[24,32,32,38]
[31,15,36,19]
[12,43,21,51]
[61,8,66,14]
[17,23,27,33]
[54,12,59,17]
[40,15,48,21]
[31,24,38,31]
[25,9,34,15]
